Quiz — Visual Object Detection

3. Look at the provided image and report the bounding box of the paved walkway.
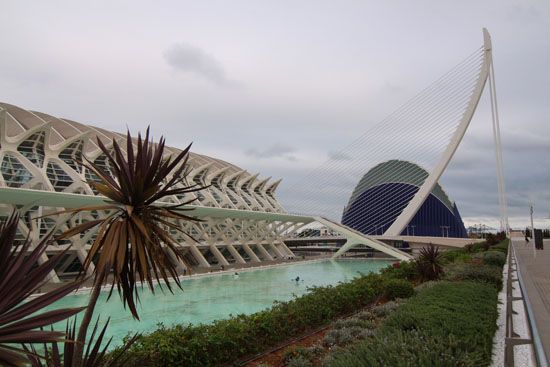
[512,237,550,361]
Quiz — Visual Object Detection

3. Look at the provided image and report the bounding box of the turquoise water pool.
[48,259,390,347]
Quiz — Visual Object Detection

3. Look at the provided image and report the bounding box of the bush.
[440,249,471,264]
[118,273,383,366]
[283,346,314,366]
[327,282,499,367]
[381,260,419,281]
[327,330,477,367]
[383,279,414,300]
[355,309,376,321]
[333,317,374,330]
[491,239,509,254]
[323,326,375,347]
[464,241,489,253]
[371,300,401,318]
[444,263,503,289]
[482,251,506,267]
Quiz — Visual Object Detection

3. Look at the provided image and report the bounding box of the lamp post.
[530,203,536,257]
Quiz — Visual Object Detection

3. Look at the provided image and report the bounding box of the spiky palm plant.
[0,212,84,367]
[417,244,444,281]
[56,128,204,366]
[26,318,139,367]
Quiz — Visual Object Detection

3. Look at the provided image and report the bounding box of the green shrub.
[286,355,313,367]
[327,282,499,367]
[383,279,414,300]
[482,251,506,267]
[444,263,503,289]
[440,249,471,264]
[381,260,419,281]
[118,272,383,366]
[283,346,314,366]
[332,317,374,330]
[414,280,439,292]
[464,241,489,253]
[355,309,376,321]
[327,330,477,367]
[323,326,375,347]
[491,239,509,254]
[371,300,401,317]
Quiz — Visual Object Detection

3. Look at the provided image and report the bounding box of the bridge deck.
[512,237,550,361]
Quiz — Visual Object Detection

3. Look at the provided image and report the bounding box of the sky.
[1,1,549,229]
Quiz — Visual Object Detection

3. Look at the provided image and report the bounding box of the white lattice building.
[0,102,297,282]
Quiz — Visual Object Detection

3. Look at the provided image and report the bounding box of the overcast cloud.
[0,0,548,229]
[164,43,231,85]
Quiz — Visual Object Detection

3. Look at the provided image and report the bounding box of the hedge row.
[119,272,398,366]
[327,281,499,367]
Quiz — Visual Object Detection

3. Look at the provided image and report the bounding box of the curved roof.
[0,102,245,175]
[0,102,284,213]
[346,160,454,211]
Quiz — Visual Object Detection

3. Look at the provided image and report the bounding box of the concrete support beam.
[210,245,230,266]
[166,246,189,273]
[189,246,211,267]
[255,243,273,261]
[227,244,246,264]
[277,242,295,257]
[268,243,284,259]
[315,217,412,261]
[242,244,261,262]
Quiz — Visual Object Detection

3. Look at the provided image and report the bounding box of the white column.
[226,244,246,264]
[209,245,230,266]
[242,244,261,262]
[189,246,211,267]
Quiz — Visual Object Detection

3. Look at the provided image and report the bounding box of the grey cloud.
[245,144,297,161]
[164,43,230,85]
[328,151,353,161]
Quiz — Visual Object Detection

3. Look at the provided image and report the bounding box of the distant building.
[342,160,467,238]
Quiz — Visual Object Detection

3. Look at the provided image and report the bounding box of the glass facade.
[1,154,33,187]
[46,161,73,191]
[17,132,46,168]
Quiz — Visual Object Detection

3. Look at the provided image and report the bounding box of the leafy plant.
[54,128,205,365]
[371,300,401,318]
[383,279,414,300]
[283,346,314,365]
[26,318,139,367]
[444,263,503,289]
[0,212,84,367]
[332,318,374,330]
[440,249,471,264]
[416,244,444,281]
[381,260,419,281]
[481,251,506,267]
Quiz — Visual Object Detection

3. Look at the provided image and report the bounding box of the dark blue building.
[342,160,468,238]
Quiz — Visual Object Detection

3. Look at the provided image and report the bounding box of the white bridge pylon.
[386,28,508,236]
[280,28,509,246]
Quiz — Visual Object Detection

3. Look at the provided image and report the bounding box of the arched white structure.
[0,102,297,279]
[385,29,507,235]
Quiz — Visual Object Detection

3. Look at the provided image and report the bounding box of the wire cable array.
[280,46,486,231]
